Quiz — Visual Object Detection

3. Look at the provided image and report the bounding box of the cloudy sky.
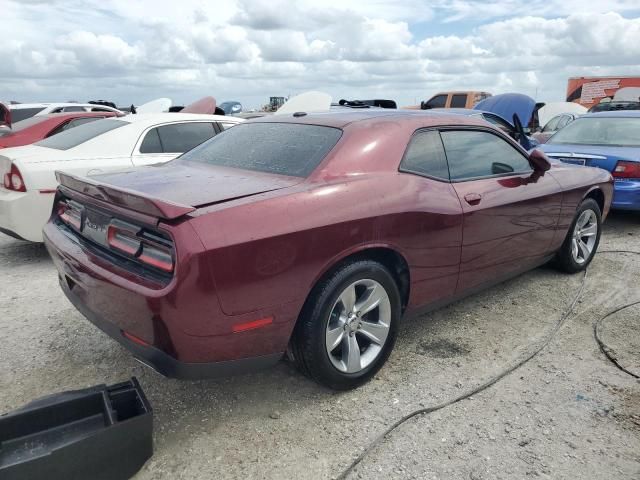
[3,0,640,109]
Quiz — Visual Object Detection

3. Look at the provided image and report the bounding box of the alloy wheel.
[325,279,391,373]
[571,209,598,265]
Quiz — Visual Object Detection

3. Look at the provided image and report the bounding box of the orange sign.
[566,76,640,107]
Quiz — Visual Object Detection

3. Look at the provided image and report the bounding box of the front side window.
[426,95,447,109]
[157,122,216,153]
[179,122,342,178]
[35,119,127,150]
[441,130,531,181]
[400,130,449,180]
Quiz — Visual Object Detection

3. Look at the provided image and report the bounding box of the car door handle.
[464,193,482,205]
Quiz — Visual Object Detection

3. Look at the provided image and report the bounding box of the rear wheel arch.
[304,246,410,317]
[583,187,605,215]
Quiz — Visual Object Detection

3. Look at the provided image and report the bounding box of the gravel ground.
[0,211,638,479]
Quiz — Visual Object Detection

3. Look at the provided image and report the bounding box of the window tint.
[179,123,342,178]
[139,128,163,153]
[450,94,467,108]
[157,122,215,153]
[426,95,447,108]
[482,114,513,134]
[35,119,127,150]
[400,130,449,180]
[9,107,45,122]
[542,115,562,132]
[441,130,531,180]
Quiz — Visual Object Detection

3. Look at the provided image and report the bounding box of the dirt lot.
[1,212,639,479]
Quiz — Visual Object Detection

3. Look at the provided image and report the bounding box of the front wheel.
[555,198,602,273]
[291,260,401,390]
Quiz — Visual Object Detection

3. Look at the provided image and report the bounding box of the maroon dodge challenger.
[43,110,613,390]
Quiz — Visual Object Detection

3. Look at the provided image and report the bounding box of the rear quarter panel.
[547,162,613,250]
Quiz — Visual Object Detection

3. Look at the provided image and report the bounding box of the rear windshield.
[34,119,127,150]
[178,122,342,177]
[7,115,49,132]
[547,117,640,147]
[9,107,45,122]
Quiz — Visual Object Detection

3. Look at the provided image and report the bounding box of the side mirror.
[529,149,551,173]
[420,101,431,110]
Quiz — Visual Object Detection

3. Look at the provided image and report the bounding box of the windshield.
[547,117,640,147]
[34,119,127,150]
[179,122,342,177]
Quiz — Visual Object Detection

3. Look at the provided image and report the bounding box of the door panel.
[439,128,562,294]
[131,153,176,167]
[452,173,562,292]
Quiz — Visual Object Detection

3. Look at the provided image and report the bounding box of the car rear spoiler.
[56,171,196,220]
[0,377,153,480]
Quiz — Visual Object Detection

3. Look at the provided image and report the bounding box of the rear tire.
[555,198,602,273]
[291,260,401,390]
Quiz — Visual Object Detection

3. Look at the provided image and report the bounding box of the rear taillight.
[107,223,175,273]
[612,161,640,179]
[57,200,82,230]
[3,164,26,192]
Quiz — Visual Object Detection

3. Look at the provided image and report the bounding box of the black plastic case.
[0,377,153,480]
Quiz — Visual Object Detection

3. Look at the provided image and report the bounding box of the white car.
[0,113,242,242]
[9,103,124,123]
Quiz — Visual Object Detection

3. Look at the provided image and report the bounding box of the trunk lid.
[57,161,302,220]
[86,161,302,209]
[541,144,640,172]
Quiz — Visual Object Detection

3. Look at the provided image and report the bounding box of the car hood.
[475,93,540,126]
[90,161,302,208]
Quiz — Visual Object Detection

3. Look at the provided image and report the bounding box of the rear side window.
[139,128,163,153]
[400,130,449,180]
[156,122,216,153]
[450,94,467,108]
[62,106,86,113]
[179,123,342,178]
[35,119,127,150]
[441,130,531,181]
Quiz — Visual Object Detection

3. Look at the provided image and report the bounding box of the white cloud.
[1,0,639,108]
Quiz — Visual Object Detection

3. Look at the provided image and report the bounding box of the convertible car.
[43,110,612,390]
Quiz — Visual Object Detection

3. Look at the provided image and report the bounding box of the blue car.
[539,111,640,211]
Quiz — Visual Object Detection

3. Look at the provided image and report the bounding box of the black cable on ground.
[335,249,640,480]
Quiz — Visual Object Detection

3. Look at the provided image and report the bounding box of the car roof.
[250,109,490,129]
[115,112,241,126]
[583,110,640,118]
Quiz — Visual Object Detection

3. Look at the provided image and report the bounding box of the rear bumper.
[612,179,640,211]
[0,188,53,242]
[61,275,282,379]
